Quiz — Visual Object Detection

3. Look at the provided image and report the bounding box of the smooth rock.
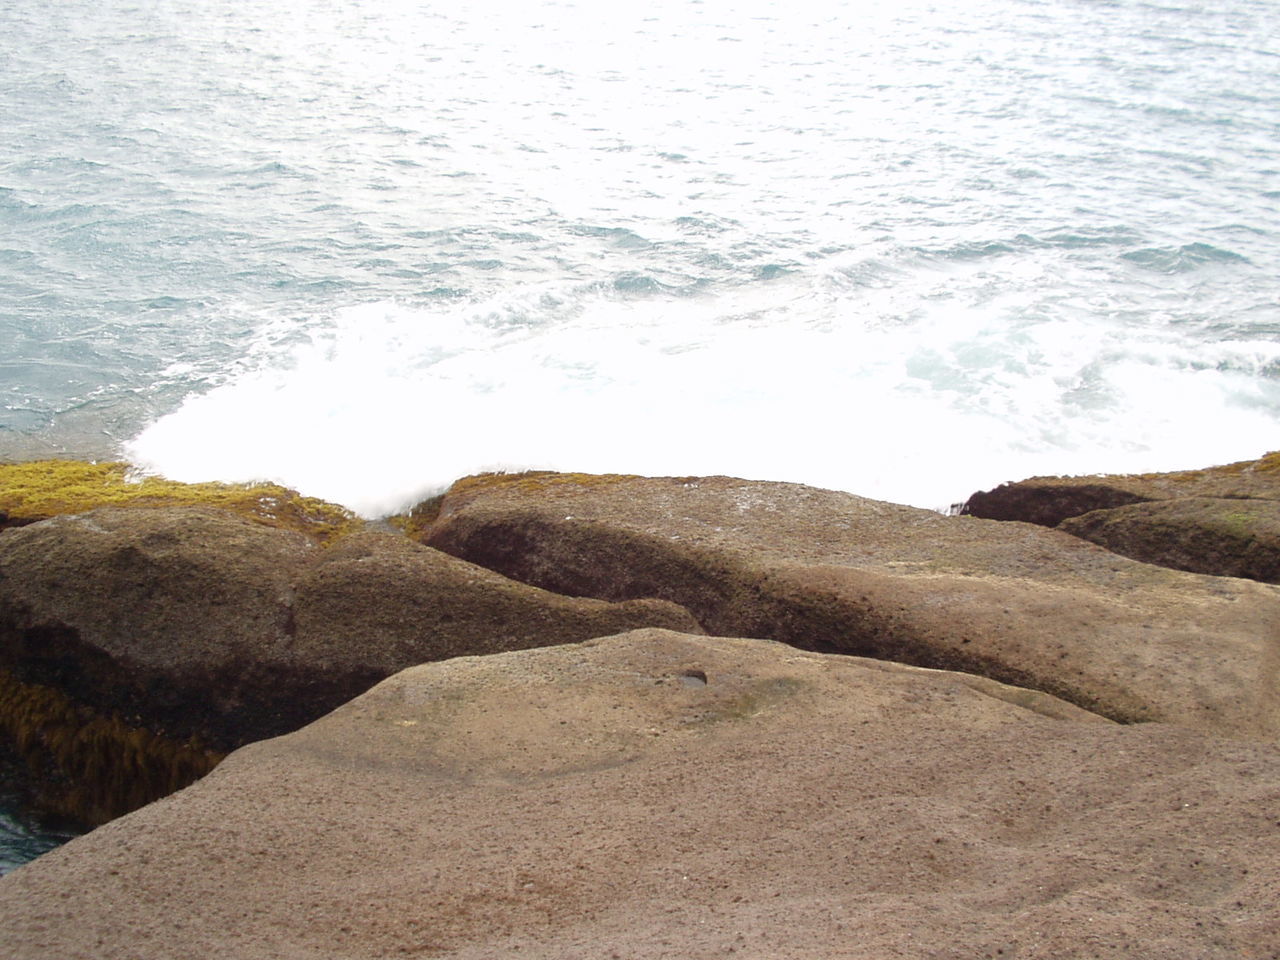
[1,630,1276,960]
[290,530,701,672]
[423,473,1280,738]
[0,507,318,749]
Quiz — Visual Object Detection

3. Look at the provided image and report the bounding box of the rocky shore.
[1,454,1279,958]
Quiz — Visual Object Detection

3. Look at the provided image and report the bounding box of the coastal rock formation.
[421,472,1280,738]
[1060,497,1280,584]
[2,630,1277,960]
[960,451,1280,582]
[0,506,698,823]
[290,530,700,672]
[960,450,1280,526]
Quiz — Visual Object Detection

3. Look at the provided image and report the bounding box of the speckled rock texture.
[0,507,699,821]
[1060,497,1280,584]
[960,450,1280,527]
[960,452,1280,584]
[421,473,1280,739]
[1,630,1277,960]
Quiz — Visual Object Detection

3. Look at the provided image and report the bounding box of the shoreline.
[1,451,1279,950]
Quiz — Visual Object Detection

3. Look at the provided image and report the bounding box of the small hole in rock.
[679,669,708,688]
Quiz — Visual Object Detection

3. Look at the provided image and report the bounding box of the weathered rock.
[421,473,1280,738]
[0,508,318,746]
[961,450,1280,527]
[0,507,699,823]
[960,452,1280,583]
[290,530,701,672]
[2,630,1277,960]
[0,507,37,532]
[1060,497,1280,584]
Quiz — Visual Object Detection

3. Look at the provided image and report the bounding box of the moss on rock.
[0,460,359,543]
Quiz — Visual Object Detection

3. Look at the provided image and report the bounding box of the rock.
[421,472,1280,738]
[0,507,36,532]
[959,479,1150,527]
[960,452,1280,583]
[1,630,1277,960]
[0,507,318,744]
[0,507,700,824]
[1060,497,1280,584]
[960,450,1280,527]
[290,530,701,672]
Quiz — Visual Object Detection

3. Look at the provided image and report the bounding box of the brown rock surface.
[421,473,1280,738]
[960,450,1280,527]
[0,507,318,749]
[1,630,1277,960]
[0,507,698,822]
[290,530,701,672]
[1060,497,1280,584]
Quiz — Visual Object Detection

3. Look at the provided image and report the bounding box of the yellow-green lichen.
[447,470,642,498]
[1137,450,1280,484]
[386,493,446,540]
[0,668,225,826]
[0,460,360,543]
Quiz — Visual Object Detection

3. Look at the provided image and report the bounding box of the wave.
[123,275,1280,517]
[1120,242,1251,273]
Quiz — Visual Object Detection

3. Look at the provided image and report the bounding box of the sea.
[2,0,1278,871]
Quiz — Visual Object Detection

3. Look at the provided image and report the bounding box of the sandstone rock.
[960,450,1280,527]
[422,473,1280,738]
[1,630,1277,960]
[290,530,701,672]
[0,507,699,823]
[0,507,318,747]
[1060,497,1280,584]
[960,452,1280,583]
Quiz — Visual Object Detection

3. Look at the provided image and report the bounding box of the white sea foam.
[126,270,1280,516]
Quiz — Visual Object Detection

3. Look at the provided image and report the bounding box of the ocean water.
[0,795,76,878]
[2,0,1277,516]
[2,0,1279,864]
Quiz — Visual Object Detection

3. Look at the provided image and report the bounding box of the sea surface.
[0,791,77,878]
[2,0,1278,868]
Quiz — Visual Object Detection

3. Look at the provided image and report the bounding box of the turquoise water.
[2,0,1279,864]
[0,786,77,877]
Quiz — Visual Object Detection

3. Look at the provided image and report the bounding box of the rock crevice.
[421,472,1280,736]
[0,505,699,824]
